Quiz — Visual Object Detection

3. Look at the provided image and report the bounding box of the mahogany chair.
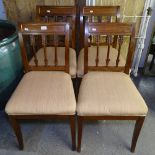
[5,22,76,150]
[35,6,77,78]
[77,6,122,77]
[77,22,148,152]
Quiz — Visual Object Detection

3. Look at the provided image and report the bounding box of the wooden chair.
[78,6,122,77]
[77,22,148,152]
[5,22,76,150]
[35,6,77,78]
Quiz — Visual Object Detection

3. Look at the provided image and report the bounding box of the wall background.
[0,0,6,19]
[140,1,155,67]
[3,0,75,23]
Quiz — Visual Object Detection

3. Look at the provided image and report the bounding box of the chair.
[78,6,123,77]
[34,6,77,78]
[5,22,76,150]
[77,22,148,152]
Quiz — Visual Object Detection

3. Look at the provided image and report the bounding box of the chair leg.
[69,116,76,151]
[149,54,155,70]
[131,116,145,153]
[9,116,24,150]
[77,116,83,152]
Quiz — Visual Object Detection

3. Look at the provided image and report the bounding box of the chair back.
[18,22,70,73]
[36,6,76,49]
[80,6,120,49]
[84,22,135,74]
[83,6,120,22]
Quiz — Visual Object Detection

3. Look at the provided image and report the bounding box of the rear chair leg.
[9,116,24,150]
[77,116,83,152]
[131,116,145,153]
[69,116,76,151]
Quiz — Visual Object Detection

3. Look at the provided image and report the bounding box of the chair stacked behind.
[36,6,76,49]
[77,6,122,77]
[80,6,120,49]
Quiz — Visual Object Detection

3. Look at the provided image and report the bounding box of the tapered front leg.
[131,116,145,153]
[9,116,24,150]
[69,116,76,151]
[77,116,83,152]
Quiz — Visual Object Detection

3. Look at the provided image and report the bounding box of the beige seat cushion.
[77,46,126,77]
[77,72,148,116]
[5,71,76,115]
[29,47,77,78]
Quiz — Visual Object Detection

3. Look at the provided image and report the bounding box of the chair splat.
[84,22,135,74]
[19,22,70,73]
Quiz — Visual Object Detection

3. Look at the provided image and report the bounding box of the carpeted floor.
[0,73,155,155]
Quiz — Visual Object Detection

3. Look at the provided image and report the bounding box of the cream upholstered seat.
[77,46,125,77]
[29,47,77,78]
[77,72,148,116]
[5,71,76,115]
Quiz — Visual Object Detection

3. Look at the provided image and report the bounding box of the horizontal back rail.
[88,23,134,35]
[20,23,68,34]
[36,6,76,17]
[83,6,120,20]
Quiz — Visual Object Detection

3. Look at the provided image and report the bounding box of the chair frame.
[77,22,146,153]
[36,6,77,49]
[8,22,76,150]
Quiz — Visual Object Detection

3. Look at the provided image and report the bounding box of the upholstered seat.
[77,72,148,116]
[5,71,76,115]
[77,46,125,77]
[29,47,77,78]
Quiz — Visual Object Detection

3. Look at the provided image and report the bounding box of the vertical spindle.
[42,35,48,66]
[116,35,123,67]
[30,35,38,66]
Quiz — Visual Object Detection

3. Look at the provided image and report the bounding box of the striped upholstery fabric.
[77,72,148,116]
[5,71,76,115]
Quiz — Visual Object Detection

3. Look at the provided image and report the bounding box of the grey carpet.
[0,74,155,155]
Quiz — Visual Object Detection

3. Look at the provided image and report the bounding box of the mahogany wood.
[131,117,145,153]
[70,116,76,150]
[9,116,24,150]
